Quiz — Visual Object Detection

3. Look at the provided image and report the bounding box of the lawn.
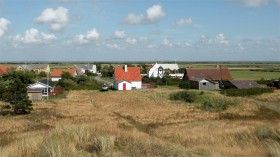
[231,70,280,80]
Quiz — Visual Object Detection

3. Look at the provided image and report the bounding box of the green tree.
[1,71,33,114]
[38,71,47,78]
[61,72,74,80]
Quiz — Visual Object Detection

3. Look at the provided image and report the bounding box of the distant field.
[231,70,280,80]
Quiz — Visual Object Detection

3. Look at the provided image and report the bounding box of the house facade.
[75,64,97,75]
[50,69,77,81]
[113,65,142,90]
[147,63,179,78]
[17,64,50,73]
[190,78,219,90]
[27,80,55,101]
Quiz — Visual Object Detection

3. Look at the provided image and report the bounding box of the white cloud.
[106,43,120,49]
[126,38,137,44]
[175,18,192,26]
[229,0,269,7]
[74,28,100,44]
[114,30,127,39]
[215,33,229,45]
[162,38,173,47]
[276,0,280,5]
[146,4,165,22]
[11,28,56,44]
[0,18,10,36]
[34,7,69,31]
[123,4,164,24]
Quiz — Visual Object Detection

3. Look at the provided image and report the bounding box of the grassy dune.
[0,88,279,156]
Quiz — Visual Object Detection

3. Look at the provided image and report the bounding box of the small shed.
[229,80,260,89]
[190,78,219,90]
[27,88,43,101]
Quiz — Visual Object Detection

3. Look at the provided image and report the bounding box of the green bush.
[201,97,236,112]
[142,76,181,86]
[178,81,190,89]
[169,91,197,103]
[222,88,273,97]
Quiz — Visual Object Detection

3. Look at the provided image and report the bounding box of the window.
[132,87,136,90]
[202,82,206,85]
[43,88,48,95]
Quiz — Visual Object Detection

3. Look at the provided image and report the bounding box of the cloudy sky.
[0,0,279,62]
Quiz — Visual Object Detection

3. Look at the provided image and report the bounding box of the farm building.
[189,78,219,90]
[183,68,233,81]
[147,63,179,78]
[113,65,142,90]
[75,64,97,75]
[16,64,50,73]
[50,69,77,81]
[229,80,260,89]
[183,68,232,90]
[0,64,12,77]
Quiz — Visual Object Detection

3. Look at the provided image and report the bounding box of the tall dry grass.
[0,88,279,156]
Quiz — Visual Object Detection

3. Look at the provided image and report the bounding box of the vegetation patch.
[170,90,236,112]
[221,88,273,97]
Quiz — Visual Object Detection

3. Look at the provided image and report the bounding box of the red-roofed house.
[0,64,12,77]
[50,69,77,81]
[113,65,142,90]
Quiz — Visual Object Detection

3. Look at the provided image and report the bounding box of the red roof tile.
[114,66,141,82]
[0,65,12,76]
[185,68,232,81]
[50,69,77,77]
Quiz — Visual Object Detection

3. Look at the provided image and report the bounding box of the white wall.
[115,81,142,90]
[51,77,61,81]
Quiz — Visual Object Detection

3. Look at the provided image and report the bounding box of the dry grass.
[0,88,279,156]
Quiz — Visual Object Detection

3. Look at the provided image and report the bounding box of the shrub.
[179,81,190,89]
[221,88,273,97]
[201,97,236,112]
[169,91,197,103]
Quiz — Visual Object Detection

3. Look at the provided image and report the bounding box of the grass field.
[231,70,280,80]
[0,88,279,156]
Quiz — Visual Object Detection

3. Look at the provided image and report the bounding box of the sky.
[0,0,279,62]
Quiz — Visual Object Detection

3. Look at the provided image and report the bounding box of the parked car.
[100,83,109,91]
[267,80,280,89]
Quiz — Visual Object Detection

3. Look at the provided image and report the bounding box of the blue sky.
[0,0,279,62]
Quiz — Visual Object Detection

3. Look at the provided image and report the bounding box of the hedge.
[221,88,273,97]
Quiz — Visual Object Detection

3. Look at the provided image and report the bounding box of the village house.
[16,64,50,73]
[50,69,77,81]
[147,63,179,78]
[27,79,55,101]
[75,64,97,75]
[113,65,142,90]
[183,68,233,90]
[0,64,12,77]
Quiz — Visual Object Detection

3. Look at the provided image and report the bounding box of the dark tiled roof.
[229,80,260,89]
[18,64,48,70]
[186,68,232,81]
[114,67,141,82]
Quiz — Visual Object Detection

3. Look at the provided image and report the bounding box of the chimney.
[124,65,127,72]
